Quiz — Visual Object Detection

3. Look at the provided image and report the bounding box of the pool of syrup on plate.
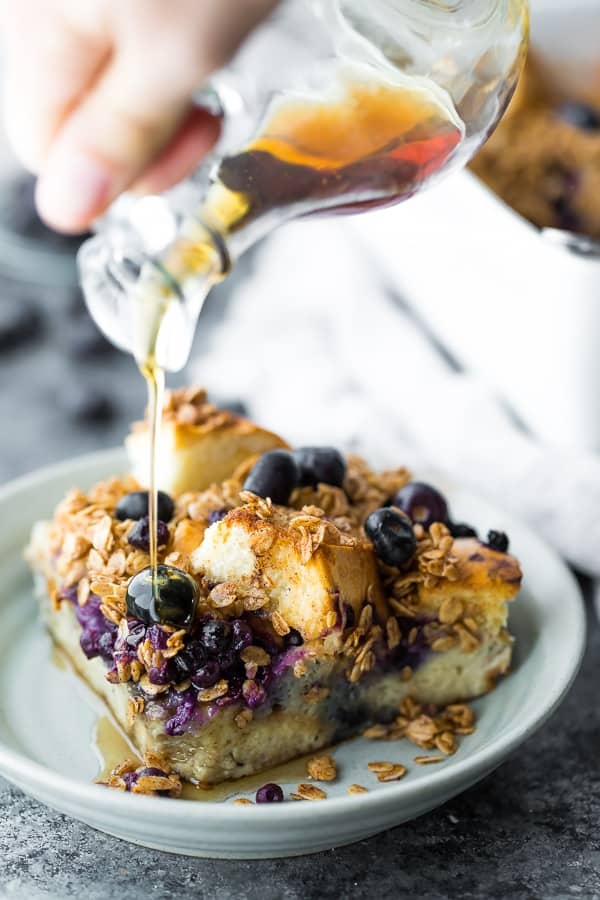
[93,715,316,802]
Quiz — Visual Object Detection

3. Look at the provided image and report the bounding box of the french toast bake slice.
[27,388,521,787]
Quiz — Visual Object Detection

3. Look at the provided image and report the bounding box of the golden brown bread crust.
[419,537,521,602]
[127,418,288,495]
[126,385,288,495]
[193,503,386,642]
[415,538,521,638]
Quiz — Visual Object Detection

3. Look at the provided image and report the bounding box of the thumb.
[35,52,217,233]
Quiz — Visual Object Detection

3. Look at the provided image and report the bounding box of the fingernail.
[36,147,112,233]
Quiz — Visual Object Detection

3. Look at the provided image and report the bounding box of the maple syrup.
[141,356,164,581]
[163,71,462,283]
[93,714,320,802]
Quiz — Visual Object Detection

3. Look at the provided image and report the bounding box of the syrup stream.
[140,357,165,593]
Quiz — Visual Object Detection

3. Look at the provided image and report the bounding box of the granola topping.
[306,755,337,782]
[101,753,182,796]
[290,783,327,801]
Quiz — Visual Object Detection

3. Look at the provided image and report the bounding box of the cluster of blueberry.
[72,591,291,731]
[242,450,509,571]
[365,481,509,567]
[141,613,298,734]
[243,446,346,505]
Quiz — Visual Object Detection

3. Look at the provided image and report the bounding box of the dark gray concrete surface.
[0,256,598,900]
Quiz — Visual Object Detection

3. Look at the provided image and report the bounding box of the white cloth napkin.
[191,215,600,578]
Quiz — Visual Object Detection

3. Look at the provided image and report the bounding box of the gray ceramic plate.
[0,450,586,858]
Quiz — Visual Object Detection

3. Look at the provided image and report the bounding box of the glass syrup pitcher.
[79,0,528,373]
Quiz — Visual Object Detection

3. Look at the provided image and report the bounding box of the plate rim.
[0,448,587,825]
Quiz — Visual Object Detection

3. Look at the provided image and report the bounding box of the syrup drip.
[139,357,165,596]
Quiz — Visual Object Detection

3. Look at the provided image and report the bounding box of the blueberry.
[200,618,232,655]
[0,296,42,352]
[173,645,206,679]
[226,677,244,702]
[364,507,416,568]
[218,648,242,674]
[557,102,600,132]
[292,447,346,488]
[553,195,581,234]
[137,766,168,779]
[486,530,509,553]
[449,522,478,539]
[191,659,221,688]
[127,516,169,552]
[126,565,198,628]
[148,661,175,685]
[243,450,299,505]
[122,771,138,791]
[285,628,303,647]
[62,384,115,425]
[392,482,449,530]
[208,508,228,526]
[255,783,284,803]
[124,621,147,649]
[65,314,116,359]
[220,399,248,417]
[231,619,253,651]
[116,490,175,522]
[97,631,116,661]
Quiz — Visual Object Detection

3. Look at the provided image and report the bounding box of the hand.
[0,0,278,232]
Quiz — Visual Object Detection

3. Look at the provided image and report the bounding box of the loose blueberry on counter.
[557,102,600,132]
[392,482,449,530]
[485,530,509,553]
[449,522,478,539]
[65,314,117,359]
[243,449,300,505]
[126,565,198,628]
[292,446,346,488]
[116,490,175,522]
[127,516,169,552]
[62,384,115,425]
[0,295,42,352]
[255,783,284,803]
[364,507,417,568]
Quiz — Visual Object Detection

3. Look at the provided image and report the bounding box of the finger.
[131,106,221,196]
[35,52,197,233]
[1,13,109,173]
